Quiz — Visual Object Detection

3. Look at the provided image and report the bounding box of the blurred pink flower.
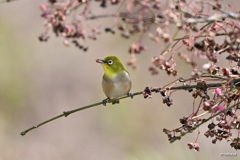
[212,105,225,113]
[65,25,72,33]
[39,4,46,12]
[215,88,222,95]
[187,142,200,152]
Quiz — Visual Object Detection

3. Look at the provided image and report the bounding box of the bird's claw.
[128,93,134,99]
[102,98,110,106]
[102,98,120,106]
[112,99,119,105]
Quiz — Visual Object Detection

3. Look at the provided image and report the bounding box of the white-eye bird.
[96,56,132,105]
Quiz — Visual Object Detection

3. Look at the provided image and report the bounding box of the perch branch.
[20,81,226,136]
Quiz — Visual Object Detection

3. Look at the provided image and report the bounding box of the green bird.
[96,56,132,105]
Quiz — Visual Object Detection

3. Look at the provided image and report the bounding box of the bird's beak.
[96,59,105,64]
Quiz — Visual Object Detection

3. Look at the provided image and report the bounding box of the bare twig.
[20,81,227,136]
[0,0,19,4]
[173,33,228,41]
[20,91,142,136]
[85,14,117,20]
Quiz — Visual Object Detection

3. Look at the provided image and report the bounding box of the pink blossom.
[65,25,72,33]
[39,4,46,12]
[202,63,211,70]
[187,142,200,152]
[212,105,225,113]
[215,88,222,96]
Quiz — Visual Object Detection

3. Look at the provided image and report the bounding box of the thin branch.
[172,102,240,143]
[20,81,227,136]
[85,14,118,20]
[184,13,229,23]
[0,0,19,4]
[119,10,240,25]
[205,1,240,20]
[20,91,142,136]
[173,33,228,41]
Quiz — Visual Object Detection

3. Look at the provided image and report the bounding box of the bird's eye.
[108,60,113,65]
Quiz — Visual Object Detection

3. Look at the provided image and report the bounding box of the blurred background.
[0,0,239,160]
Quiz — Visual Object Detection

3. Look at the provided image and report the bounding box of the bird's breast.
[102,71,132,99]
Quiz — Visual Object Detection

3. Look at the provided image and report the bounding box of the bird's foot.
[102,98,120,106]
[102,98,110,106]
[112,99,120,105]
[128,93,134,99]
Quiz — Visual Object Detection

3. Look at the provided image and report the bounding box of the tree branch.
[20,81,226,136]
[20,91,142,136]
[171,102,240,143]
[85,14,117,20]
[0,0,19,4]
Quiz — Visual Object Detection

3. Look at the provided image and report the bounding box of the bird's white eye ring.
[108,60,113,65]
